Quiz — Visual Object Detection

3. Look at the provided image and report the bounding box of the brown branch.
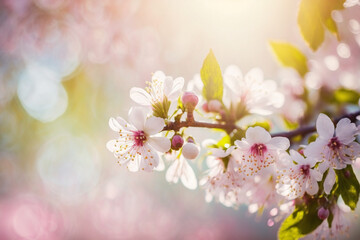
[271,110,360,139]
[163,110,360,139]
[163,119,237,133]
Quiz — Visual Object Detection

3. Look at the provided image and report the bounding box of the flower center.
[300,164,310,176]
[250,143,267,156]
[327,137,341,150]
[133,130,147,147]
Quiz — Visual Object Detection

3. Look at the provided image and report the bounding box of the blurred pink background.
[1,0,360,239]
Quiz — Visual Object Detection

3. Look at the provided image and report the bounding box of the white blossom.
[305,113,360,194]
[165,153,197,190]
[223,65,284,115]
[106,107,170,172]
[130,71,184,106]
[276,150,322,200]
[234,126,290,177]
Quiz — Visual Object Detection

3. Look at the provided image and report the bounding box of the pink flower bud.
[202,102,209,112]
[208,99,222,112]
[182,142,199,159]
[344,170,351,178]
[182,92,198,109]
[317,207,329,220]
[171,134,184,150]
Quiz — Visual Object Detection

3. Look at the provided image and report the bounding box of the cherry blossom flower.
[304,113,360,194]
[234,126,290,177]
[276,150,322,200]
[106,107,170,172]
[130,71,184,106]
[200,147,245,207]
[307,203,353,240]
[223,65,284,116]
[165,153,198,190]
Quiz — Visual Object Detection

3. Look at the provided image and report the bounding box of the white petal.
[245,126,271,144]
[224,65,242,78]
[109,117,122,132]
[318,161,330,174]
[166,159,180,183]
[106,139,118,152]
[180,158,198,190]
[139,145,159,172]
[336,118,357,144]
[311,169,323,181]
[128,107,147,130]
[167,77,184,101]
[268,137,290,150]
[163,77,174,97]
[289,149,305,164]
[148,136,170,153]
[152,71,166,81]
[144,116,165,135]
[234,139,249,150]
[130,87,152,106]
[306,177,319,195]
[210,148,228,158]
[245,68,263,84]
[324,168,336,194]
[154,157,165,171]
[316,113,334,139]
[127,156,140,172]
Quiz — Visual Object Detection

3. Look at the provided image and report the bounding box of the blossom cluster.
[107,65,360,239]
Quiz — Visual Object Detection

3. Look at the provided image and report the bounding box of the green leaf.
[297,0,345,51]
[298,0,325,51]
[335,165,360,210]
[278,201,323,240]
[333,88,360,104]
[269,42,309,77]
[248,121,271,132]
[323,17,340,40]
[200,50,223,101]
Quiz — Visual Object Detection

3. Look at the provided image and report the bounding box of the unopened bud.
[171,134,184,150]
[317,207,329,220]
[182,142,199,159]
[202,102,209,112]
[344,170,351,178]
[208,99,222,112]
[182,92,198,110]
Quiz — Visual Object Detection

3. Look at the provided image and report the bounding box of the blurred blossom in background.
[0,0,360,239]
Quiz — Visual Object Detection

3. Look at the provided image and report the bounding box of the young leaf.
[335,165,360,210]
[333,88,360,104]
[200,50,223,102]
[298,0,325,51]
[297,0,345,51]
[269,42,309,77]
[278,200,323,240]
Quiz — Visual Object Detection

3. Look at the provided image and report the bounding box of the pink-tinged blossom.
[165,153,198,190]
[106,107,170,172]
[130,71,184,106]
[276,150,322,200]
[234,126,290,177]
[200,147,245,207]
[307,203,353,240]
[223,65,284,116]
[304,113,360,194]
